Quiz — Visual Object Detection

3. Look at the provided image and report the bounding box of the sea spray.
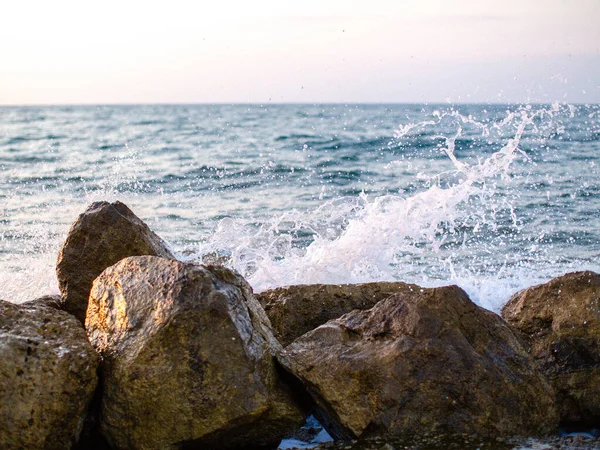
[1,104,599,308]
[196,104,591,311]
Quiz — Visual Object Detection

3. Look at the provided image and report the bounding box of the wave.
[1,103,599,308]
[194,104,581,311]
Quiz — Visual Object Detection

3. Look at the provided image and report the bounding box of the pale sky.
[1,0,599,104]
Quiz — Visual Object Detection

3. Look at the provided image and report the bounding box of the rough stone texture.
[502,271,600,425]
[281,285,558,442]
[309,435,600,450]
[86,256,305,450]
[56,201,175,322]
[23,294,64,310]
[257,282,417,347]
[0,300,99,450]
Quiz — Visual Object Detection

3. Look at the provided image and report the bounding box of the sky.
[1,0,599,104]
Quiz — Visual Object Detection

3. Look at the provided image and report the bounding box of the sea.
[1,103,599,313]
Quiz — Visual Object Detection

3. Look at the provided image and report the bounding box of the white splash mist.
[0,104,572,309]
[197,105,563,311]
[0,146,147,304]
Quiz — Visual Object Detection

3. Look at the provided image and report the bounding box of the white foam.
[2,104,593,311]
[196,105,576,310]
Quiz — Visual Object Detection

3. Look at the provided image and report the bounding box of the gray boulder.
[56,201,175,322]
[86,256,305,450]
[0,300,99,449]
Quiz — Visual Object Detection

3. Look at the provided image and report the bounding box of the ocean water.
[1,103,599,312]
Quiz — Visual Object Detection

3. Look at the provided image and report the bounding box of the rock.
[23,294,64,310]
[86,256,305,450]
[502,271,600,425]
[257,282,417,347]
[309,434,600,450]
[0,300,99,449]
[56,201,175,322]
[281,285,558,443]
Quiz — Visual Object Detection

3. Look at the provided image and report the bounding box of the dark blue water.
[1,103,599,310]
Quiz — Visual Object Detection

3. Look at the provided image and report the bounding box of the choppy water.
[1,103,599,311]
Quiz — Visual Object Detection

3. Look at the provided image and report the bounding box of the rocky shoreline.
[1,201,599,449]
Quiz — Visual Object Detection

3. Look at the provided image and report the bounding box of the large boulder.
[0,300,99,449]
[86,256,305,450]
[56,201,175,322]
[502,271,600,425]
[257,282,417,346]
[280,285,558,443]
[18,299,111,450]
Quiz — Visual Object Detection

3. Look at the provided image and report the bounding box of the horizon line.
[1,101,598,108]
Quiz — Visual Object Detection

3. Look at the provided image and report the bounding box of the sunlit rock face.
[56,201,175,322]
[0,300,99,450]
[502,271,600,426]
[86,256,305,450]
[281,285,558,443]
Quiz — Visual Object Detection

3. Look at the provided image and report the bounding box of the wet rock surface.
[56,201,174,322]
[502,271,600,426]
[281,285,558,442]
[280,415,333,449]
[306,434,600,450]
[86,256,305,450]
[0,300,99,450]
[258,282,419,347]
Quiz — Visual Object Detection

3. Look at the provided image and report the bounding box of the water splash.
[196,105,572,310]
[2,104,598,309]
